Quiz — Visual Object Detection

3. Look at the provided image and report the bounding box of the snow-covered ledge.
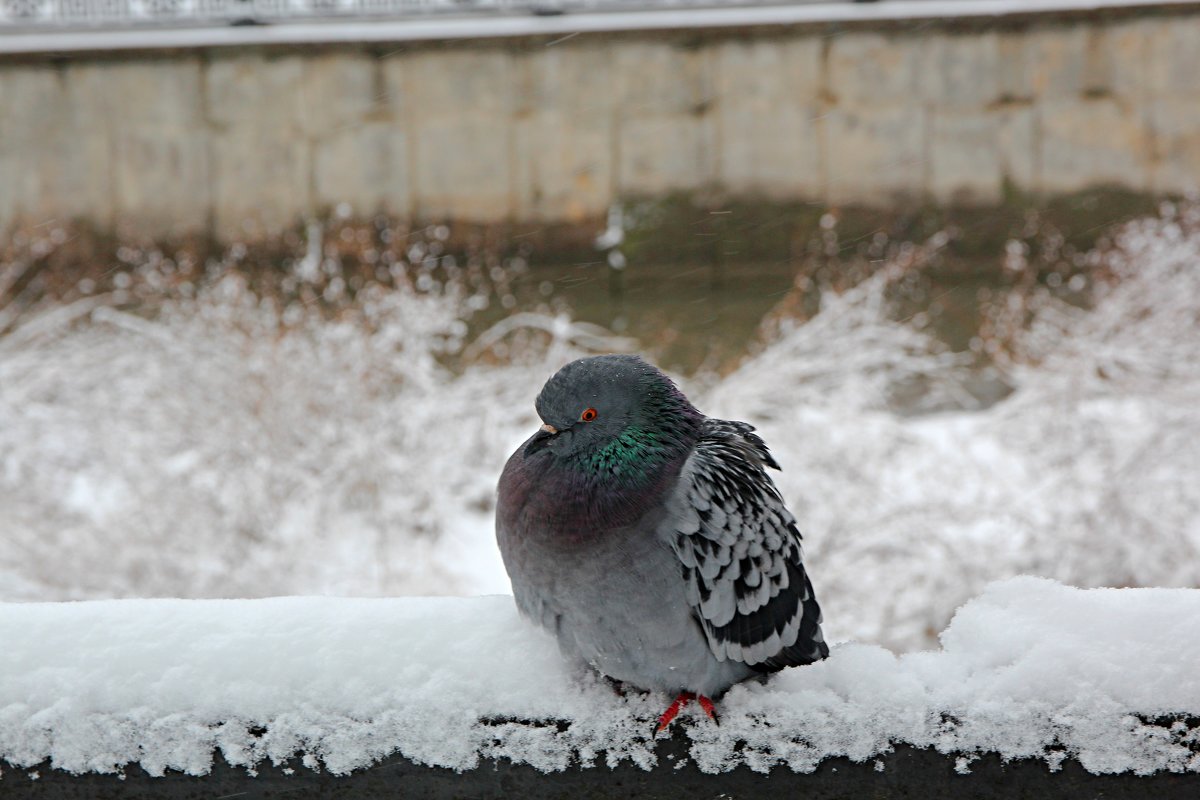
[1,578,1198,790]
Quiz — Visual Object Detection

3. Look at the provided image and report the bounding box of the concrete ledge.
[6,742,1200,799]
[3,0,1200,55]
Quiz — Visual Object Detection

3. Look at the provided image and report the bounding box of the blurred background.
[1,0,1198,652]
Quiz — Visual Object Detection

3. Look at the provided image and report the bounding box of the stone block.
[827,32,926,105]
[824,104,926,203]
[4,63,207,232]
[64,59,204,126]
[924,32,1000,109]
[399,47,517,220]
[1147,97,1200,194]
[397,48,515,117]
[113,126,211,238]
[0,66,64,146]
[0,67,67,225]
[995,106,1038,190]
[1026,27,1088,99]
[613,41,714,115]
[313,122,410,217]
[513,111,611,222]
[617,114,718,196]
[522,44,619,117]
[995,32,1034,102]
[1039,98,1151,192]
[511,44,618,219]
[1023,25,1113,100]
[38,125,115,228]
[0,155,16,233]
[712,38,822,197]
[12,87,114,227]
[928,111,1004,203]
[0,151,49,229]
[1142,17,1200,98]
[205,54,307,133]
[1106,18,1155,100]
[410,116,512,220]
[713,37,822,107]
[299,53,383,138]
[210,132,310,240]
[1008,15,1200,102]
[718,105,822,199]
[927,106,1035,201]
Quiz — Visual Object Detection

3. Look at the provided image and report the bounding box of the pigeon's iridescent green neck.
[580,425,664,480]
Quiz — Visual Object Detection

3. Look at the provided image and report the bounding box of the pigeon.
[496,354,828,731]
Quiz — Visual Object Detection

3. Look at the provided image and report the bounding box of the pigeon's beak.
[525,422,559,457]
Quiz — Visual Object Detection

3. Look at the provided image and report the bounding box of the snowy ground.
[1,578,1198,777]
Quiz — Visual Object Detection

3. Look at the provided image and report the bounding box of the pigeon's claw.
[655,692,694,734]
[655,692,719,734]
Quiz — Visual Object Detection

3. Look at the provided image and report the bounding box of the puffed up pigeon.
[496,354,828,731]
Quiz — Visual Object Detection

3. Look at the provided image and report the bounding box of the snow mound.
[2,578,1198,778]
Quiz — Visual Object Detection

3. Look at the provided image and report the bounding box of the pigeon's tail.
[755,567,829,673]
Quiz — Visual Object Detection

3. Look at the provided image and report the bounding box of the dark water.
[469,249,1044,414]
[488,189,1145,379]
[514,258,1011,371]
[518,259,798,375]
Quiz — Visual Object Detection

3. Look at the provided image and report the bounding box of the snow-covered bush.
[0,240,628,601]
[710,207,1200,650]
[1,208,1197,658]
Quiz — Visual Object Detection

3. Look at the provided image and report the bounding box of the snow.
[0,578,1197,777]
[1,210,1198,779]
[0,276,546,602]
[2,0,1196,55]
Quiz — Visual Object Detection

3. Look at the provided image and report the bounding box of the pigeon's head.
[524,354,702,466]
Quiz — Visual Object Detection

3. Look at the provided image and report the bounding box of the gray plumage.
[496,354,827,700]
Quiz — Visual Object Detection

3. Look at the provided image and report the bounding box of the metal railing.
[0,0,772,27]
[1,0,504,26]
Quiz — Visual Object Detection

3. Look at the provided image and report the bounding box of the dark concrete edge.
[3,741,1199,800]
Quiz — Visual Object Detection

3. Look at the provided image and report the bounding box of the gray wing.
[662,418,828,671]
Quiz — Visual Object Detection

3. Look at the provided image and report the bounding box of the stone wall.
[1,6,1198,241]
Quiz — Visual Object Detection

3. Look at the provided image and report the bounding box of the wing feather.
[663,419,829,671]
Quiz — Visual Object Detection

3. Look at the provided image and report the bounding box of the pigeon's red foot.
[655,692,719,734]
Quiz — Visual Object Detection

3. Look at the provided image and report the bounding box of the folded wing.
[663,419,828,671]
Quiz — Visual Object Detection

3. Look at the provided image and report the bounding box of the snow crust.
[2,578,1198,778]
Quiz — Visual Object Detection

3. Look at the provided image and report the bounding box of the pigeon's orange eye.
[580,407,598,422]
